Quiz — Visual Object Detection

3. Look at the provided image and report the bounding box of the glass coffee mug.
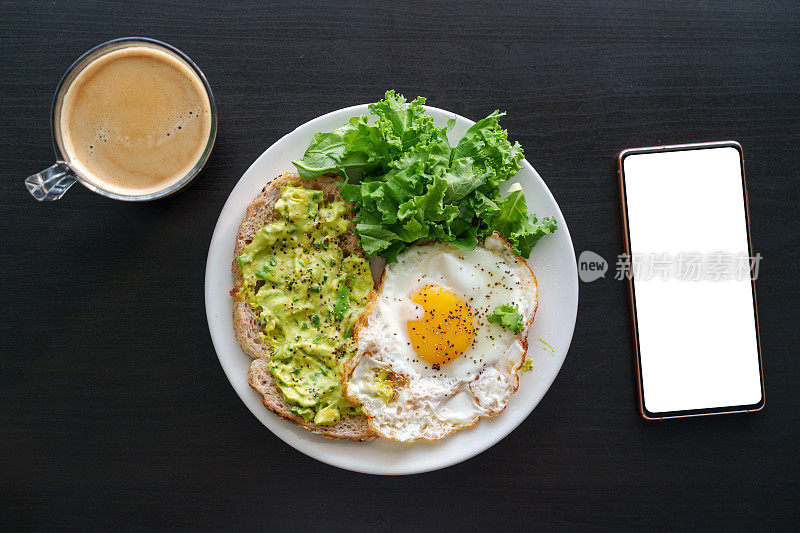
[25,37,217,201]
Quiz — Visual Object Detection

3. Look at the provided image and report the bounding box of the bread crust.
[231,172,376,441]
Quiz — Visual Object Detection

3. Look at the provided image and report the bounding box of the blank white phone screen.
[622,146,762,414]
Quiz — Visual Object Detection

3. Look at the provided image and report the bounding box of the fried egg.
[344,232,538,442]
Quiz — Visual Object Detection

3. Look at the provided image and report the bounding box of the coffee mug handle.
[25,162,78,201]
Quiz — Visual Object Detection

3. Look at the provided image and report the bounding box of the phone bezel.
[618,141,765,420]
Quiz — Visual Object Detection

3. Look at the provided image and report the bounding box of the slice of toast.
[231,172,376,441]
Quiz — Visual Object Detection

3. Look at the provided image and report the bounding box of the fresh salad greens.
[293,90,557,261]
[486,303,524,334]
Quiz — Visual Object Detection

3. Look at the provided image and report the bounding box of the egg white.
[345,233,538,442]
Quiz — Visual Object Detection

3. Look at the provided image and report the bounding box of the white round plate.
[205,104,578,475]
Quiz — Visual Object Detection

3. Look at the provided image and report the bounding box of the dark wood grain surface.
[2,1,798,530]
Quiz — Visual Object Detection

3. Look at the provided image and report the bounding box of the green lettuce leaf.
[488,184,558,257]
[443,157,490,203]
[291,90,556,261]
[369,90,435,150]
[453,110,524,185]
[292,117,389,179]
[486,303,524,334]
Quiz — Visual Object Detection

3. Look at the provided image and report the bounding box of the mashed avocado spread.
[237,186,373,426]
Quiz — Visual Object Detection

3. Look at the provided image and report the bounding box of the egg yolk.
[407,285,475,366]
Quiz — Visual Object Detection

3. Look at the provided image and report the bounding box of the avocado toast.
[231,172,376,441]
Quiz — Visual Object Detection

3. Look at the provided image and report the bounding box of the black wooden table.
[2,1,798,530]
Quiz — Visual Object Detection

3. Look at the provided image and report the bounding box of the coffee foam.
[60,45,212,196]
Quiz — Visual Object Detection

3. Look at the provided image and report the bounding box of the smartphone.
[618,141,764,420]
